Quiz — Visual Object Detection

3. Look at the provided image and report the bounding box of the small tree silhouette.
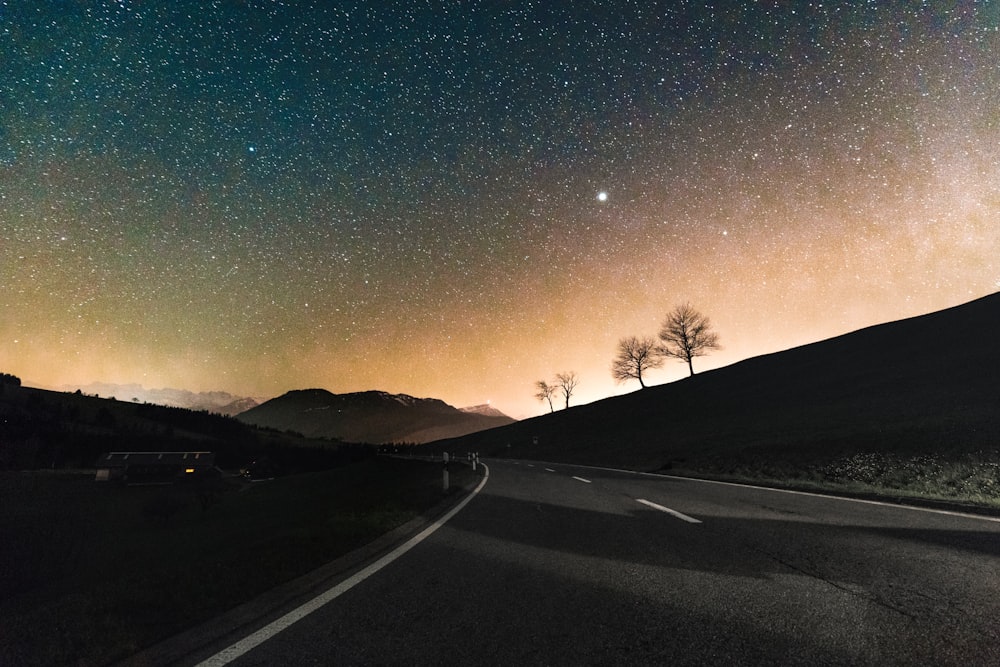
[555,371,579,409]
[534,380,556,413]
[611,335,664,388]
[658,303,721,376]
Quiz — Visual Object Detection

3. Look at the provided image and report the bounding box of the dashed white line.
[572,476,592,484]
[544,468,555,472]
[536,461,1000,525]
[636,498,702,524]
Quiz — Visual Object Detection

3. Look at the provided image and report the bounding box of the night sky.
[3,1,998,418]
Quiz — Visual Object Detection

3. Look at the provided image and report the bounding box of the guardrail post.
[442,452,450,491]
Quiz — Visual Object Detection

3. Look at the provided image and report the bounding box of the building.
[94,451,216,484]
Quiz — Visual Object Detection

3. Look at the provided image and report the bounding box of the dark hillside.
[237,389,515,444]
[432,293,1000,479]
[0,384,361,473]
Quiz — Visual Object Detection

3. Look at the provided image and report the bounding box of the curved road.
[185,459,1000,665]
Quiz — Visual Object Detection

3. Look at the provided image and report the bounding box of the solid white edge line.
[196,464,491,667]
[654,474,1000,524]
[571,476,592,484]
[524,461,1000,525]
[636,498,702,524]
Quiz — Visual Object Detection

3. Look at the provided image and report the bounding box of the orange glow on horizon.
[2,4,997,419]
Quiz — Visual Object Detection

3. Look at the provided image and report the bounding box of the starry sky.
[2,1,999,418]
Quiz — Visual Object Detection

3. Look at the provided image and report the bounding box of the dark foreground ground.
[0,457,475,666]
[183,460,1000,666]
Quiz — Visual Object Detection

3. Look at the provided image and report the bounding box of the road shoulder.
[117,465,482,667]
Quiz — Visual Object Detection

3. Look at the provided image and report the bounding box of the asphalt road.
[186,460,1000,666]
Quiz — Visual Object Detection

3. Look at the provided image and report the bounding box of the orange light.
[184,468,195,474]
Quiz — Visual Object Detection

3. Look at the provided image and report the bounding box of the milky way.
[2,1,998,417]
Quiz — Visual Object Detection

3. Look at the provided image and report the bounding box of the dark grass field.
[0,457,475,666]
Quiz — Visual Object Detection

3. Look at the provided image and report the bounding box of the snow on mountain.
[460,403,511,419]
[57,382,260,416]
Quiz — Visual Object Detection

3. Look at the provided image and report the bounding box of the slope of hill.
[0,383,359,472]
[432,293,1000,480]
[236,390,515,444]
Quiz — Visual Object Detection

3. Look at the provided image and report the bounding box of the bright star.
[597,191,608,202]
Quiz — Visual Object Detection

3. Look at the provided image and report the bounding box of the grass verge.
[0,457,475,666]
[667,448,1000,511]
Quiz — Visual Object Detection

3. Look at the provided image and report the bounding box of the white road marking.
[652,474,1000,524]
[196,465,491,666]
[544,468,555,472]
[572,476,592,484]
[527,460,1000,525]
[636,498,702,524]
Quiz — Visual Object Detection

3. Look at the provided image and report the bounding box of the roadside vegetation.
[669,447,1000,510]
[0,457,476,666]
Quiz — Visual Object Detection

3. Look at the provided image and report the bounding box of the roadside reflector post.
[471,452,477,472]
[443,452,450,491]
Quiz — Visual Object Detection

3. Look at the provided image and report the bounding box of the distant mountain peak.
[460,403,511,419]
[237,388,514,444]
[56,382,260,416]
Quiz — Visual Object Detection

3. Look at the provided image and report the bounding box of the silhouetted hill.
[236,390,515,444]
[0,384,363,472]
[431,293,1000,474]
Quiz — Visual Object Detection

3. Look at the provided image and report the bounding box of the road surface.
[185,459,1000,665]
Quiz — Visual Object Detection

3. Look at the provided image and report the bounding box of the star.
[2,1,995,418]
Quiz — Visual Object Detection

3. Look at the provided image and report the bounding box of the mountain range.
[19,292,1000,471]
[56,382,260,416]
[235,389,515,444]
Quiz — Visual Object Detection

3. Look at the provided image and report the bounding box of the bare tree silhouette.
[534,380,556,413]
[658,303,721,376]
[611,335,664,388]
[555,371,579,409]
